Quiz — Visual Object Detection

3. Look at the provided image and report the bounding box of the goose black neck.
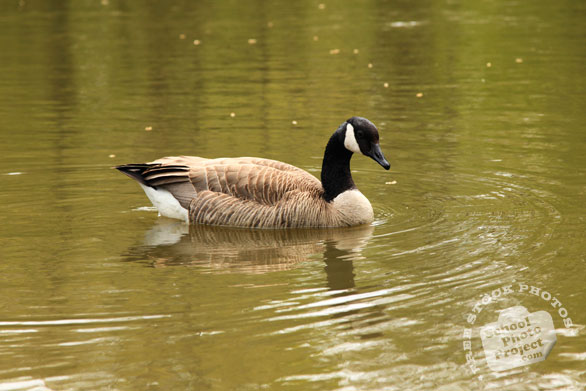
[321,133,355,202]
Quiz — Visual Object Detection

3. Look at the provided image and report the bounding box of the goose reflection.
[126,219,374,288]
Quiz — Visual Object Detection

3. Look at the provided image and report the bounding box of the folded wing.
[117,156,330,227]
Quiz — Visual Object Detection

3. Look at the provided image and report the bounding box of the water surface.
[1,1,585,390]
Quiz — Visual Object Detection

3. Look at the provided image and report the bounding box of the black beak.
[366,143,390,170]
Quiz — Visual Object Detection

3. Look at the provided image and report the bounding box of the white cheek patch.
[343,123,361,153]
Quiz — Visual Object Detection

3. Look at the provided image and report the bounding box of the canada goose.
[116,116,390,228]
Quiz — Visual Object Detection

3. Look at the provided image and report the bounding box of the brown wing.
[185,158,322,206]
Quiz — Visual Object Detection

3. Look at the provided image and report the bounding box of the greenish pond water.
[1,1,585,390]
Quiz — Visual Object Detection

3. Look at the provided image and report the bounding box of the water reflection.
[126,219,373,281]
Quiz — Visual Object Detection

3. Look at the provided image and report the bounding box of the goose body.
[117,117,390,228]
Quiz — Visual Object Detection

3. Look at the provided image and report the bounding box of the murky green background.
[1,0,585,390]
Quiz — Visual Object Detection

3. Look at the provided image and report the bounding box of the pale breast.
[331,189,374,226]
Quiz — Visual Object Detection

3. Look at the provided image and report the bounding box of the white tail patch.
[139,184,188,222]
[344,123,361,153]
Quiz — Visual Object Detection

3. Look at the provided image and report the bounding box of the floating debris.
[367,63,373,68]
[248,38,257,45]
[109,154,116,158]
[4,172,23,176]
[101,0,109,5]
[179,33,186,40]
[318,3,326,9]
[145,126,152,131]
[329,48,340,55]
[267,21,274,28]
[385,180,397,185]
[515,58,523,63]
[291,120,298,125]
[193,39,201,46]
[486,62,492,68]
[383,82,389,88]
[230,112,236,118]
[313,35,319,41]
[353,48,359,54]
[388,21,422,28]
[416,92,423,98]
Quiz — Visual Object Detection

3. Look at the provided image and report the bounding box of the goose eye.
[356,130,364,138]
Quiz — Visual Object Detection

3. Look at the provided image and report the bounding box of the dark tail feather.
[115,163,157,186]
[116,163,190,188]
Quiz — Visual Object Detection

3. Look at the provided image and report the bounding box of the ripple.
[270,293,413,321]
[0,314,170,327]
[372,167,562,284]
[0,379,51,391]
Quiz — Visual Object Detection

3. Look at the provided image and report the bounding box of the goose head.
[341,116,390,170]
